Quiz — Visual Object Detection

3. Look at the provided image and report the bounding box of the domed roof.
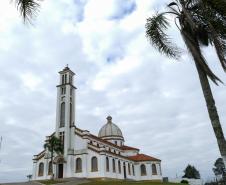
[98,116,124,139]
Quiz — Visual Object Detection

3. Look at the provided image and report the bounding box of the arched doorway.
[53,156,65,179]
[58,163,63,178]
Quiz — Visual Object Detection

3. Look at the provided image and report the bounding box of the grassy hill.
[39,179,183,185]
[82,180,182,185]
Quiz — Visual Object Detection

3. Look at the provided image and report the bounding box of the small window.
[115,141,117,145]
[91,157,98,172]
[76,158,82,173]
[38,163,44,176]
[112,159,116,173]
[152,164,157,175]
[141,164,147,176]
[106,157,109,172]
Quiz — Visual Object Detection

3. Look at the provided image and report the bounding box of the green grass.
[37,179,183,185]
[82,180,183,185]
[37,179,65,184]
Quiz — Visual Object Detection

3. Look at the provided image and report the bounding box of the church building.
[32,67,162,181]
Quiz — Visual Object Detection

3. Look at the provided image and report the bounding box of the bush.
[181,180,189,184]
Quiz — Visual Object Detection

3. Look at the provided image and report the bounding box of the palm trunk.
[181,29,226,166]
[51,150,54,180]
[195,62,226,166]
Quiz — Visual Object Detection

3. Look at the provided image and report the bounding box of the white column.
[99,155,105,177]
[32,162,37,180]
[44,158,48,179]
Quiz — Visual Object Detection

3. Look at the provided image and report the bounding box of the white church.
[32,66,162,181]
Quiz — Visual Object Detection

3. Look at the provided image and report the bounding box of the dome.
[98,116,124,139]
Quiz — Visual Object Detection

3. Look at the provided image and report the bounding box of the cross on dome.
[106,116,112,123]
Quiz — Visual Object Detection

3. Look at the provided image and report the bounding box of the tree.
[44,135,64,179]
[145,0,226,166]
[213,158,226,180]
[183,164,200,179]
[12,0,41,23]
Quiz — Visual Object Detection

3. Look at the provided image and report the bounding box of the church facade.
[32,67,162,181]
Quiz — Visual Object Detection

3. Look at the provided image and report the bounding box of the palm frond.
[145,13,181,59]
[181,28,222,85]
[14,0,41,23]
[210,30,226,72]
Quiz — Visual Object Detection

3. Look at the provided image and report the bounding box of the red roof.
[120,145,139,151]
[128,154,161,162]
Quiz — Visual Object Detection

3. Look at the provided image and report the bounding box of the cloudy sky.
[0,0,226,183]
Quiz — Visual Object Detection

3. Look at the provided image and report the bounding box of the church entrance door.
[58,164,63,178]
[123,162,126,179]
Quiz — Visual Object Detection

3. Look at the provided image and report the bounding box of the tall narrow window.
[106,157,109,172]
[65,74,67,83]
[76,158,82,173]
[60,102,65,127]
[128,163,131,175]
[91,157,98,172]
[118,160,121,174]
[152,164,157,175]
[59,132,64,149]
[141,164,147,176]
[69,75,72,84]
[70,88,73,95]
[38,163,44,176]
[132,164,135,176]
[112,159,116,173]
[48,161,52,175]
[62,75,64,84]
[70,103,73,126]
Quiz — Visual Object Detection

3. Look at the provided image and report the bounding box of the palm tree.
[12,0,41,23]
[44,135,64,179]
[145,0,226,165]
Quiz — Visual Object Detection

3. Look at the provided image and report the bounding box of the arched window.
[76,158,82,173]
[38,163,44,176]
[106,157,109,172]
[60,102,65,127]
[48,161,52,175]
[128,163,131,175]
[132,164,135,176]
[112,159,116,172]
[152,164,157,175]
[118,160,121,174]
[140,164,147,176]
[91,157,98,172]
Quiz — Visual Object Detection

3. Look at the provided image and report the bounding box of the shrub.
[181,180,189,184]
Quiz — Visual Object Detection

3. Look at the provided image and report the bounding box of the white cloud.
[0,0,226,183]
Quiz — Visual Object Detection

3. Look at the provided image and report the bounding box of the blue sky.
[0,0,226,183]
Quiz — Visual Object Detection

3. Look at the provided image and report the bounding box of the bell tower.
[55,65,76,156]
